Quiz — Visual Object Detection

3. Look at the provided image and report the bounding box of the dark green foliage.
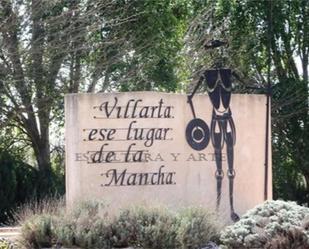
[0,149,38,224]
[224,0,309,205]
[222,0,308,205]
[14,162,38,205]
[50,149,65,196]
[0,150,17,223]
[99,0,191,92]
[0,140,65,224]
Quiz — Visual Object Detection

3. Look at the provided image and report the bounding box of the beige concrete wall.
[65,92,272,222]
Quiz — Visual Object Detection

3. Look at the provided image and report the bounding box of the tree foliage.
[93,0,190,92]
[0,0,190,195]
[186,0,308,203]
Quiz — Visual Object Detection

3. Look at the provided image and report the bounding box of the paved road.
[0,226,21,240]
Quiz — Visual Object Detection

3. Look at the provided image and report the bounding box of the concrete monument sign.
[65,91,272,222]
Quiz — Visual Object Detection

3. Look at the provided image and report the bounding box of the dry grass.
[7,197,65,249]
[12,197,65,226]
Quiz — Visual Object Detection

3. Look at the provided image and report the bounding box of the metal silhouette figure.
[186,40,239,222]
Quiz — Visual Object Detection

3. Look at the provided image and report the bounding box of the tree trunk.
[32,132,53,197]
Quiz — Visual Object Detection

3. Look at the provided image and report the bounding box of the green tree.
[0,0,86,194]
[186,0,308,203]
[85,0,190,92]
[0,0,191,195]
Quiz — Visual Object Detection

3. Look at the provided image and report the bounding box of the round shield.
[186,118,210,151]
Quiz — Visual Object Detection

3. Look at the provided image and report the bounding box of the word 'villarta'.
[97,97,173,119]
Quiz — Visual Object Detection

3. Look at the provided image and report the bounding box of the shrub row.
[19,200,221,249]
[19,199,309,249]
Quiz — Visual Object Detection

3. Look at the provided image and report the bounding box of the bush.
[52,215,75,247]
[111,206,179,248]
[265,223,309,249]
[19,200,113,249]
[20,214,54,249]
[0,149,38,224]
[0,147,65,225]
[61,201,112,248]
[136,207,179,249]
[177,207,221,249]
[19,200,221,249]
[110,208,143,247]
[16,197,64,249]
[220,200,309,249]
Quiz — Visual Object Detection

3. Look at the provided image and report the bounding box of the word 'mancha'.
[102,165,176,186]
